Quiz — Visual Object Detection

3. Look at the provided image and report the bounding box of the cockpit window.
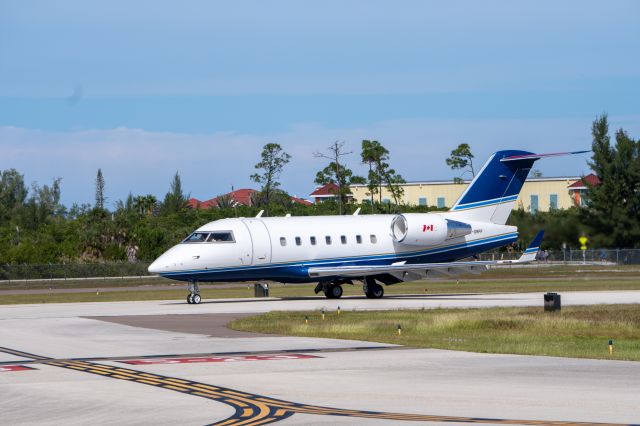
[183,231,235,243]
[207,231,235,243]
[184,232,209,243]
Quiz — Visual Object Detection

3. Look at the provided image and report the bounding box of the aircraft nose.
[148,258,164,274]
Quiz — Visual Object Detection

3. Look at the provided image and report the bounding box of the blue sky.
[1,0,639,207]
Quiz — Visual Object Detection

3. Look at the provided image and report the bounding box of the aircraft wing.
[308,231,544,280]
[308,259,493,279]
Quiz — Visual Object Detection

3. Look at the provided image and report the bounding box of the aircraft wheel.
[330,285,343,299]
[364,282,384,299]
[324,284,343,299]
[192,294,202,304]
[187,294,194,304]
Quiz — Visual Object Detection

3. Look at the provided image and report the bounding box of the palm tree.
[133,196,145,215]
[144,194,157,216]
[216,194,234,209]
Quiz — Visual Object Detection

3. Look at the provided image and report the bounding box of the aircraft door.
[241,219,272,265]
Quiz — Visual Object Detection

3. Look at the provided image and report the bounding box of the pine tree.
[361,140,389,205]
[583,114,640,247]
[162,172,188,214]
[360,140,404,208]
[250,143,291,215]
[446,143,475,183]
[95,168,105,210]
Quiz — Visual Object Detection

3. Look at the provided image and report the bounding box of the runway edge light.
[609,339,614,355]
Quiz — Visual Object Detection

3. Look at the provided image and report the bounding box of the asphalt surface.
[1,291,639,425]
[87,313,272,337]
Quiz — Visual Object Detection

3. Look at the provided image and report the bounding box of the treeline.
[0,177,442,264]
[0,115,638,264]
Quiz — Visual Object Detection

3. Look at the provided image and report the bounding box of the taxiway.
[1,291,639,425]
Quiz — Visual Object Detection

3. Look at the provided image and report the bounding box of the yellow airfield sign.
[579,236,588,250]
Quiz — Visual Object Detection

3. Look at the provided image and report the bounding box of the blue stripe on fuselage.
[159,232,518,283]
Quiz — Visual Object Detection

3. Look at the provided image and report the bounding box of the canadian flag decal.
[423,224,434,232]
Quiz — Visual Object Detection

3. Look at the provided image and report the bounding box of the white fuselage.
[148,213,517,283]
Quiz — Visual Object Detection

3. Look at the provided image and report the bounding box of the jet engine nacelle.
[391,213,472,246]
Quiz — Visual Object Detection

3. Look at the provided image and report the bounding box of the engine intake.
[391,213,472,246]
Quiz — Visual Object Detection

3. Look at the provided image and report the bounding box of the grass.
[229,305,640,361]
[1,274,640,305]
[0,276,170,290]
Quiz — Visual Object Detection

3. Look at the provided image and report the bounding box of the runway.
[1,291,639,425]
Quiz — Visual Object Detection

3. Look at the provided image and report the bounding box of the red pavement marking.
[0,365,37,372]
[120,354,321,365]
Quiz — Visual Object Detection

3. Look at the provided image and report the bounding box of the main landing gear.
[187,281,201,304]
[314,280,344,299]
[314,278,385,299]
[363,277,384,299]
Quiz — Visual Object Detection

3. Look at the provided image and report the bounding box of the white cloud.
[2,115,639,208]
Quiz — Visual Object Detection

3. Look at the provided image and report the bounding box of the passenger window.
[280,237,287,246]
[295,236,302,246]
[184,232,209,243]
[341,235,347,244]
[325,236,332,245]
[310,236,317,245]
[356,235,362,244]
[206,231,235,243]
[370,234,377,244]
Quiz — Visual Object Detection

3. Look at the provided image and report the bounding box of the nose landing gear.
[187,281,201,304]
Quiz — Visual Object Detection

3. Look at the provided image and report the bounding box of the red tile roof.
[568,173,601,189]
[290,196,313,206]
[309,183,341,197]
[225,188,257,206]
[188,188,311,209]
[187,197,213,209]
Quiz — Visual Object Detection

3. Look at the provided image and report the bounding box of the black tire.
[192,294,202,304]
[187,294,193,304]
[330,285,343,299]
[364,282,384,299]
[324,284,343,299]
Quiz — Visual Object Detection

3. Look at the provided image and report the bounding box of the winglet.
[256,210,264,218]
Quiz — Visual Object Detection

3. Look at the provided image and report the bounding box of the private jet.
[149,149,586,303]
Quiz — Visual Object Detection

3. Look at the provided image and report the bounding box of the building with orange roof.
[188,188,312,209]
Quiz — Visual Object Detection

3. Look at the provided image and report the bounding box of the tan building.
[349,176,584,213]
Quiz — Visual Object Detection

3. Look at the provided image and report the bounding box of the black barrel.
[544,292,561,312]
[254,282,269,297]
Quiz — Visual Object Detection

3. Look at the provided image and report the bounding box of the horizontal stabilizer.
[500,150,590,162]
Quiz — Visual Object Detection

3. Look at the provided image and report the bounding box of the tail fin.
[496,230,544,264]
[517,230,544,262]
[449,150,588,224]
